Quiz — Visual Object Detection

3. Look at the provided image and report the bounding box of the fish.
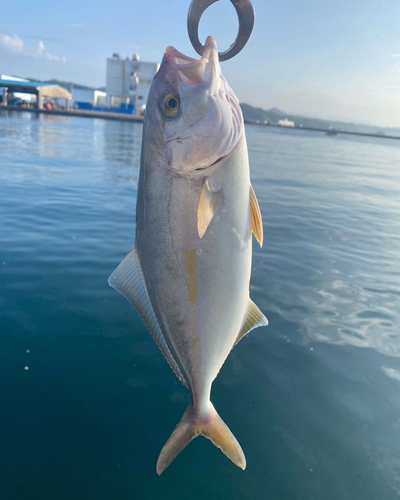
[108,35,268,475]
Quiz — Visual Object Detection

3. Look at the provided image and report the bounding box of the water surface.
[1,111,400,499]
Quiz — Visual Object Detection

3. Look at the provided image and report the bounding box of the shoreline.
[244,119,400,141]
[1,106,398,140]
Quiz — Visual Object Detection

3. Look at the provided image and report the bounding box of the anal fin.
[234,299,268,348]
[108,247,189,388]
[250,184,263,247]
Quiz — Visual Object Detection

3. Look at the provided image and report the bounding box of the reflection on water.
[247,125,400,358]
[1,112,400,499]
[102,120,142,186]
[103,119,141,165]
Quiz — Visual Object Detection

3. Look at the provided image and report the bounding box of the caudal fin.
[156,403,246,475]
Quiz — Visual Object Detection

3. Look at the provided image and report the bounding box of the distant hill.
[25,78,99,92]
[241,104,283,124]
[266,107,286,116]
[240,103,400,137]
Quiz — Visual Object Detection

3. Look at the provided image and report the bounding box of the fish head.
[146,36,243,177]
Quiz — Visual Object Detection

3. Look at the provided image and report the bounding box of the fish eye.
[163,93,180,117]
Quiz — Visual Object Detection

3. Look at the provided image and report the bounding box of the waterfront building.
[0,78,71,109]
[0,75,33,101]
[72,88,107,109]
[106,53,159,115]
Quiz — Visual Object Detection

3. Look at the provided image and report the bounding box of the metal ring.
[187,0,255,62]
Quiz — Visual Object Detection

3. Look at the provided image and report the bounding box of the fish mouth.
[164,36,218,85]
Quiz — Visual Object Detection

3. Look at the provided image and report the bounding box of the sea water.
[1,111,400,499]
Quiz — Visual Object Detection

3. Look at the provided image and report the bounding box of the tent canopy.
[0,79,71,99]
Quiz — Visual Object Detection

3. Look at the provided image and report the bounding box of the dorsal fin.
[108,247,189,388]
[250,184,263,247]
[197,179,223,239]
[233,299,268,348]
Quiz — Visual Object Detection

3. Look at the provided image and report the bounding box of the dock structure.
[0,78,71,109]
[0,106,144,122]
[244,120,400,141]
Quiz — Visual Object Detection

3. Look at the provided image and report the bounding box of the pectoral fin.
[250,184,263,247]
[197,179,223,239]
[234,299,268,348]
[108,247,189,388]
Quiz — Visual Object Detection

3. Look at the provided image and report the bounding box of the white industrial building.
[72,88,107,108]
[106,53,159,115]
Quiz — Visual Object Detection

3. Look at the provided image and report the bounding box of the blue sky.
[1,0,400,127]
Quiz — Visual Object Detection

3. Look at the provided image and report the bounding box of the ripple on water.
[2,114,400,499]
[249,125,400,356]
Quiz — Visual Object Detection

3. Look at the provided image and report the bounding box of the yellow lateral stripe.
[184,249,198,304]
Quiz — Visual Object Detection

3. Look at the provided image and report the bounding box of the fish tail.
[156,402,246,475]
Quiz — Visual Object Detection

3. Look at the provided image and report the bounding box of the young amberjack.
[109,36,267,475]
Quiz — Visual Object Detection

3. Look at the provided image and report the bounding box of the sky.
[1,0,400,128]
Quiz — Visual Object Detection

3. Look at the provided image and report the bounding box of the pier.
[245,120,400,141]
[0,105,144,122]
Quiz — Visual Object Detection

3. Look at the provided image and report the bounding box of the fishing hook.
[187,0,255,62]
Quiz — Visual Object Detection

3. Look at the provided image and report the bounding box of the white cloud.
[36,40,66,61]
[0,34,24,53]
[45,52,58,61]
[389,54,400,58]
[0,33,66,62]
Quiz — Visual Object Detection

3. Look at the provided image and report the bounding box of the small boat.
[326,129,338,136]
